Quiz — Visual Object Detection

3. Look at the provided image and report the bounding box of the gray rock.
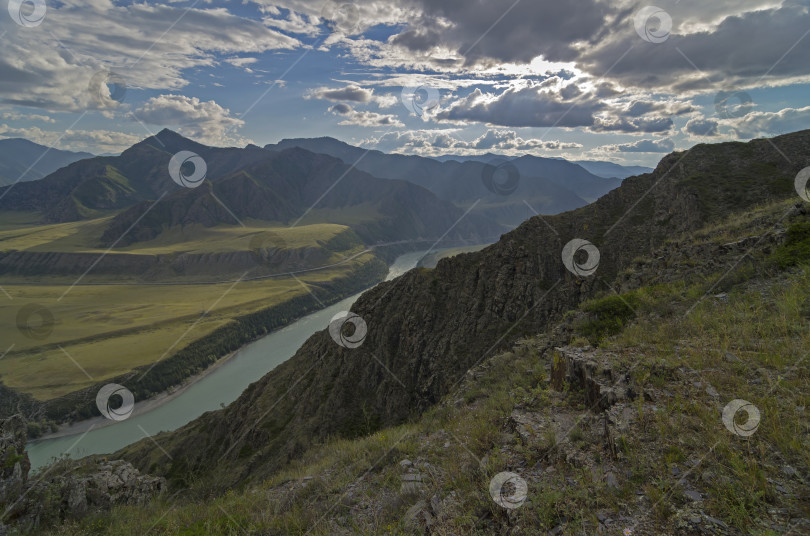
[684,490,702,502]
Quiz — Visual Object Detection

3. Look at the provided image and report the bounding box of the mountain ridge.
[0,138,93,187]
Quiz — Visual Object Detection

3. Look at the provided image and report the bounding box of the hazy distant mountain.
[572,160,653,179]
[435,153,651,180]
[0,138,93,186]
[0,130,501,247]
[266,137,623,226]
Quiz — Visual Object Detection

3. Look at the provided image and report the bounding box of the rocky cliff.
[0,415,165,533]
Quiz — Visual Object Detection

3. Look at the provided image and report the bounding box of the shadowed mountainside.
[0,138,93,187]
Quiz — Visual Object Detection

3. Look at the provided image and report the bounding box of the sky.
[0,0,808,166]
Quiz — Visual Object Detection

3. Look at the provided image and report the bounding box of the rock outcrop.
[0,416,165,532]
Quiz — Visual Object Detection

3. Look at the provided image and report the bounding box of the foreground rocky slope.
[0,415,165,533]
[116,131,809,493]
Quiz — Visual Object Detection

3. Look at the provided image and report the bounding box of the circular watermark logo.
[722,399,760,437]
[489,471,528,509]
[169,151,207,188]
[634,6,672,43]
[481,158,520,196]
[320,0,360,33]
[401,85,440,118]
[16,303,54,340]
[714,90,754,120]
[7,0,46,27]
[328,311,367,349]
[248,231,288,269]
[96,383,135,421]
[794,167,810,202]
[562,239,600,277]
[88,70,127,108]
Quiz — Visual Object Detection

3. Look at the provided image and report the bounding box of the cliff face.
[118,131,809,490]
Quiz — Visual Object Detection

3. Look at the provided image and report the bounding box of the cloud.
[329,104,404,127]
[307,84,401,110]
[684,118,720,137]
[0,112,55,123]
[580,2,810,93]
[0,124,141,153]
[730,105,810,138]
[262,8,321,36]
[0,0,299,112]
[225,57,258,72]
[436,85,673,134]
[602,138,676,153]
[134,95,250,146]
[437,86,601,129]
[470,129,582,151]
[363,128,582,156]
[308,85,374,103]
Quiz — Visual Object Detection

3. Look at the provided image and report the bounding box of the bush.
[577,293,639,343]
[772,222,810,268]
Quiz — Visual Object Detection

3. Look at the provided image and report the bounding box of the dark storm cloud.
[396,0,622,65]
[580,1,810,92]
[437,85,674,133]
[437,87,600,128]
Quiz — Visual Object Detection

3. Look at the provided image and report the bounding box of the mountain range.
[0,130,501,249]
[266,137,628,226]
[0,138,93,187]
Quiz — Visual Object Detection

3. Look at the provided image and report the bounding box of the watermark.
[722,399,760,437]
[320,0,360,33]
[16,303,54,340]
[489,471,528,509]
[88,70,127,108]
[562,239,600,277]
[634,6,671,44]
[714,90,754,120]
[794,167,810,202]
[401,85,440,118]
[481,158,520,196]
[169,151,207,188]
[248,231,287,269]
[96,383,135,421]
[7,0,46,27]
[328,311,367,349]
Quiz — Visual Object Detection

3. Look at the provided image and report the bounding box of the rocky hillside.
[114,131,809,495]
[28,181,810,535]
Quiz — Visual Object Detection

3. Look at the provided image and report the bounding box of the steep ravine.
[117,131,810,491]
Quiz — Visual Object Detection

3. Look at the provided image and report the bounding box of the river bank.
[25,248,444,469]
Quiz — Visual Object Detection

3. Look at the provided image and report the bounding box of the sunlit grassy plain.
[0,212,378,400]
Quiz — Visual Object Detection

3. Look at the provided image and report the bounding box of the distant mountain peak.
[131,129,209,155]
